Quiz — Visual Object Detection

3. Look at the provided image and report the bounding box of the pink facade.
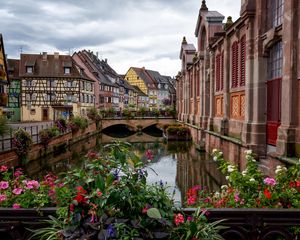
[177,0,300,164]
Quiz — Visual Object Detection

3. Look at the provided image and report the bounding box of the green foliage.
[12,128,33,157]
[87,107,101,122]
[188,149,300,209]
[166,125,190,137]
[171,209,226,240]
[39,126,60,146]
[68,116,88,132]
[0,116,9,136]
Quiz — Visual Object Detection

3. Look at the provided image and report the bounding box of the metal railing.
[0,122,55,152]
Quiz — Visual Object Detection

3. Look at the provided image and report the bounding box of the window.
[66,94,73,102]
[64,67,71,74]
[67,81,72,88]
[26,67,33,73]
[240,35,246,86]
[26,80,32,87]
[267,0,284,29]
[231,41,239,88]
[267,41,283,80]
[215,52,224,92]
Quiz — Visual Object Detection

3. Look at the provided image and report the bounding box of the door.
[266,78,281,145]
[42,108,49,121]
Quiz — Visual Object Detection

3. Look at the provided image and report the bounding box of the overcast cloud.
[0,0,239,76]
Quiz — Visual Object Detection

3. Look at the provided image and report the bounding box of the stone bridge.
[100,117,175,131]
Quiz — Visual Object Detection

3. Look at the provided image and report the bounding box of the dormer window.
[26,66,33,74]
[64,67,71,74]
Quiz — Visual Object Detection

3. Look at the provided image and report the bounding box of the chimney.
[42,52,47,61]
[54,52,59,59]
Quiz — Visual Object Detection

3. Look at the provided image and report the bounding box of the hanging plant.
[12,128,33,164]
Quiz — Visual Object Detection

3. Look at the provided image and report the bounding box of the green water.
[27,133,225,206]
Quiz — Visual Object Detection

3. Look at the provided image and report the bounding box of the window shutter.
[240,35,246,86]
[221,52,224,91]
[231,41,239,88]
[215,54,221,92]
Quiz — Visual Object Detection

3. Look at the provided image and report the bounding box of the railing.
[0,122,55,152]
[184,208,300,240]
[100,110,176,119]
[0,208,300,240]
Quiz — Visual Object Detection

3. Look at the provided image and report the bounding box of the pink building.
[177,0,300,165]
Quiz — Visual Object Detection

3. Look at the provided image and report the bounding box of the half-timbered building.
[7,59,21,121]
[20,52,95,121]
[177,0,300,164]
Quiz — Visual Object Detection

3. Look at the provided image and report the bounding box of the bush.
[68,116,88,132]
[55,118,68,133]
[12,128,33,158]
[39,126,60,146]
[186,150,300,209]
[0,116,9,136]
[87,107,101,122]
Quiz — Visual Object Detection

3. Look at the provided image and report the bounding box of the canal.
[26,128,225,206]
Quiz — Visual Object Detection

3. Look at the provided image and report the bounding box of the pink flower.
[13,203,21,209]
[14,169,23,177]
[174,213,184,226]
[145,150,153,160]
[24,180,40,189]
[187,216,194,221]
[12,188,23,195]
[234,193,240,202]
[187,195,197,205]
[264,177,276,186]
[0,165,8,172]
[0,181,9,190]
[0,194,7,202]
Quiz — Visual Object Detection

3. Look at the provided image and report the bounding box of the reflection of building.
[19,52,95,121]
[0,34,9,117]
[7,59,21,121]
[176,146,225,204]
[177,0,300,162]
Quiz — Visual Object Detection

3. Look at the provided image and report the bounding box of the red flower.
[264,188,272,199]
[174,213,184,226]
[74,186,87,203]
[69,204,75,212]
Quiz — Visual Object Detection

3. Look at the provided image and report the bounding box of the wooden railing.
[1,208,300,240]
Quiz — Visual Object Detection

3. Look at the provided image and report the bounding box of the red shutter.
[215,54,220,91]
[232,42,238,88]
[221,52,224,91]
[240,35,246,86]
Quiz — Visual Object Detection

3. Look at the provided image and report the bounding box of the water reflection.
[26,134,225,206]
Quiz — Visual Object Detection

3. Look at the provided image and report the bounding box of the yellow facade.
[125,68,148,95]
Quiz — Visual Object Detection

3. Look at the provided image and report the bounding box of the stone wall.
[0,122,97,167]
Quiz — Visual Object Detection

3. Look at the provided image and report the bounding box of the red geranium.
[263,188,272,199]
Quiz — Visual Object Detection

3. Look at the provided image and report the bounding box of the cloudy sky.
[1,0,239,76]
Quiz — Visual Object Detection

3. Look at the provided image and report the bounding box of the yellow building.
[0,34,9,116]
[20,52,95,121]
[124,67,157,109]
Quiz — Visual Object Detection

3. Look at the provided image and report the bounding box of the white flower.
[276,165,282,170]
[227,165,235,173]
[213,156,218,162]
[249,178,255,182]
[252,159,256,162]
[221,185,228,190]
[242,170,247,176]
[212,149,218,154]
[214,192,220,197]
[225,176,229,180]
[245,150,253,155]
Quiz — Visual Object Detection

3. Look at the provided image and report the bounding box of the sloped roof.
[7,59,20,80]
[131,67,157,89]
[132,85,148,97]
[0,33,9,84]
[19,53,90,80]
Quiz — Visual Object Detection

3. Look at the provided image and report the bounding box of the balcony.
[0,93,8,107]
